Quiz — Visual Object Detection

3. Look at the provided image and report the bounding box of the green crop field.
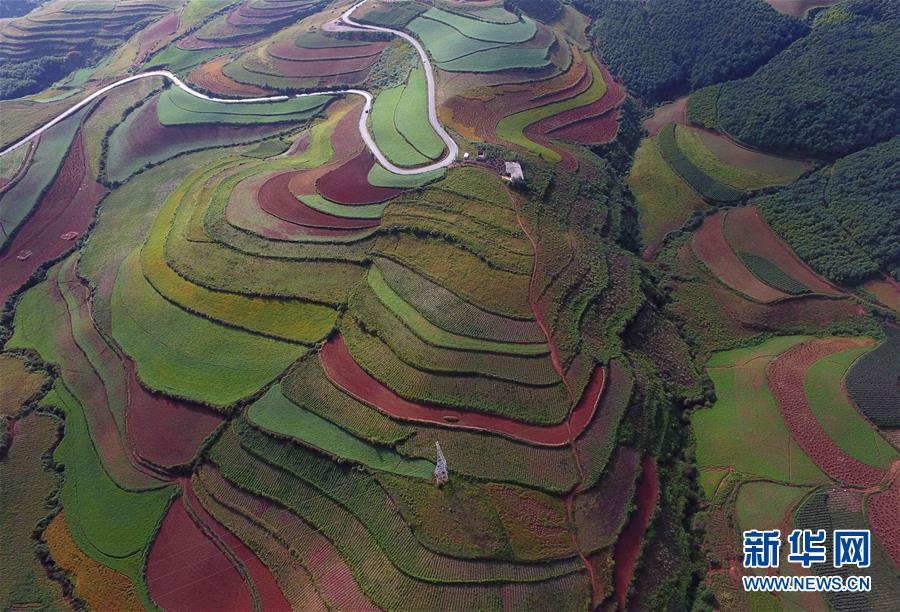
[370,83,432,166]
[406,18,506,63]
[157,87,330,125]
[420,8,537,44]
[803,345,897,469]
[2,0,894,608]
[495,54,606,162]
[694,336,829,485]
[735,481,810,532]
[112,251,304,407]
[629,136,707,254]
[736,252,810,295]
[436,45,551,72]
[395,65,445,159]
[657,123,744,203]
[43,384,172,608]
[247,386,434,478]
[673,125,800,190]
[0,412,64,610]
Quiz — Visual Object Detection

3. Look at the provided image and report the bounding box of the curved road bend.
[0,0,458,176]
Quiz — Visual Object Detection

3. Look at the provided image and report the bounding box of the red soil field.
[183,483,290,611]
[766,337,885,488]
[533,64,625,134]
[267,40,387,61]
[319,334,606,446]
[522,125,578,170]
[137,11,180,62]
[867,475,900,569]
[643,95,688,137]
[549,110,619,145]
[125,362,222,469]
[147,491,254,611]
[114,98,278,168]
[529,47,589,101]
[691,212,790,303]
[188,56,269,96]
[225,169,369,240]
[316,150,404,205]
[0,132,105,306]
[612,456,659,611]
[445,55,592,146]
[257,172,379,229]
[279,53,379,77]
[724,208,840,295]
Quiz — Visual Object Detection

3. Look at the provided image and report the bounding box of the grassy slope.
[694,336,830,485]
[629,136,707,255]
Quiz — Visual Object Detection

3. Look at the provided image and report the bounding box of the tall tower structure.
[434,441,448,486]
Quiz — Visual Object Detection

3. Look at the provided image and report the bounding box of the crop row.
[845,324,900,428]
[375,256,545,343]
[218,422,585,583]
[342,318,571,424]
[374,233,533,319]
[737,252,810,295]
[281,357,581,492]
[657,123,743,203]
[191,475,331,611]
[247,385,435,479]
[350,281,559,384]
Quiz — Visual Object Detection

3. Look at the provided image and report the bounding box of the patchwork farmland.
[1,0,897,610]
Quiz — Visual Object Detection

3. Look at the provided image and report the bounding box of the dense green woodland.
[0,53,83,100]
[505,0,563,22]
[574,0,804,102]
[718,0,900,159]
[756,136,900,285]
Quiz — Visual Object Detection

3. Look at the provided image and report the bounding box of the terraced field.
[2,0,895,609]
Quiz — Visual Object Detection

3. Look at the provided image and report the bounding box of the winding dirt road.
[0,0,457,175]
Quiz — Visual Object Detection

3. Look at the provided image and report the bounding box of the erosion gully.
[511,192,603,608]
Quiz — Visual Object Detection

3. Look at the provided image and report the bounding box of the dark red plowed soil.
[766,337,885,488]
[0,132,105,305]
[319,335,606,446]
[183,482,291,612]
[126,362,223,469]
[137,11,180,62]
[257,172,379,229]
[147,491,254,611]
[114,99,278,175]
[612,456,659,610]
[316,149,404,205]
[549,110,620,145]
